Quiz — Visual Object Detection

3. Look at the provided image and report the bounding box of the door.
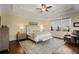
[1,27,9,50]
[0,28,3,51]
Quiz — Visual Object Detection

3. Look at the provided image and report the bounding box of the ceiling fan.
[36,4,52,12]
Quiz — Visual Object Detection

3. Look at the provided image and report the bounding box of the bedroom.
[0,4,79,54]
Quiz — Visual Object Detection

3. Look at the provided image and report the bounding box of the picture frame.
[29,21,38,25]
[73,22,79,27]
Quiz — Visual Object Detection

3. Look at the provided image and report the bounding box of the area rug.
[19,38,65,54]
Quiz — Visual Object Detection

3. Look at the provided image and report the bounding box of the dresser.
[0,26,9,51]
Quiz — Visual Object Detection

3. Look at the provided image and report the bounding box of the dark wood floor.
[0,41,25,54]
[55,43,79,54]
[0,39,79,54]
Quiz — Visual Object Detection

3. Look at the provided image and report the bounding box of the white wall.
[0,6,1,16]
[8,16,29,41]
[0,5,14,41]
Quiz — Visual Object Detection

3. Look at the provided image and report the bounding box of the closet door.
[0,28,2,51]
[1,27,9,50]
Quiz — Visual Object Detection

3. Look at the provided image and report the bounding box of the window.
[51,20,61,31]
[61,19,71,32]
[51,18,71,32]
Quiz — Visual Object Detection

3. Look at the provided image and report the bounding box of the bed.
[27,25,52,43]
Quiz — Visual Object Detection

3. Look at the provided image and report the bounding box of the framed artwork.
[73,22,79,27]
[29,21,38,25]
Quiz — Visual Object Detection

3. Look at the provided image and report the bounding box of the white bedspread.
[28,31,52,42]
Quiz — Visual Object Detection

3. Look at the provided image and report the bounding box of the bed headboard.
[27,25,41,35]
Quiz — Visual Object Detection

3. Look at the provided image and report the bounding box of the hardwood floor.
[55,43,79,54]
[9,41,26,54]
[0,39,79,54]
[0,41,25,54]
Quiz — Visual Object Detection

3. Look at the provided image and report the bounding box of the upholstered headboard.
[27,25,41,35]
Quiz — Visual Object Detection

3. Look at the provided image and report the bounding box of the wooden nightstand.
[16,32,27,41]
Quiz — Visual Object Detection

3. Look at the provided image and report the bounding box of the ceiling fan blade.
[47,6,52,8]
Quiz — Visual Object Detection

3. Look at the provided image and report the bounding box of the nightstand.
[16,32,27,41]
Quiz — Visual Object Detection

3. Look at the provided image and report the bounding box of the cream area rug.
[19,38,65,54]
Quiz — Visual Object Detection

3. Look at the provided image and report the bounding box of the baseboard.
[9,40,17,43]
[10,39,27,43]
[53,36,64,40]
[0,49,9,54]
[18,39,27,41]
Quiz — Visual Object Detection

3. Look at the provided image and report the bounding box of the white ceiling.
[1,4,79,20]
